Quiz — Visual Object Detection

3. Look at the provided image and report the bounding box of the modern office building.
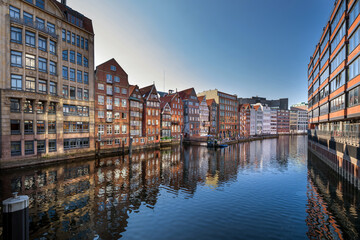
[308,0,360,189]
[0,0,95,164]
[238,97,288,110]
[198,89,238,138]
[94,59,129,150]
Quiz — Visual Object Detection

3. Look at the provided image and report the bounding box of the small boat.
[207,140,228,148]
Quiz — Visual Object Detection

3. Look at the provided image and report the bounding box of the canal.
[0,135,359,239]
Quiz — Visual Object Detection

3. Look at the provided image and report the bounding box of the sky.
[66,0,334,106]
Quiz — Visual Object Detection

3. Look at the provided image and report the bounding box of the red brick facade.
[160,92,184,139]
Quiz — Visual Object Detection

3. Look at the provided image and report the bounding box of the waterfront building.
[160,101,171,138]
[140,84,161,144]
[159,92,184,139]
[253,104,263,135]
[290,103,308,134]
[277,110,290,134]
[253,103,271,135]
[94,59,129,150]
[238,96,288,110]
[290,111,298,134]
[206,99,218,136]
[178,88,200,137]
[128,85,145,146]
[0,0,95,163]
[270,109,278,135]
[198,96,210,136]
[239,104,252,137]
[198,89,238,138]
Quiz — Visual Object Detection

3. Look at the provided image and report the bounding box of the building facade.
[95,59,129,150]
[140,84,161,144]
[238,97,288,110]
[160,92,184,140]
[239,104,252,137]
[128,85,145,147]
[198,96,210,136]
[207,99,218,135]
[160,101,171,138]
[198,89,238,138]
[1,0,95,163]
[178,88,200,137]
[270,109,278,135]
[277,110,290,134]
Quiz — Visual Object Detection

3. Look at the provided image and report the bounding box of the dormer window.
[110,65,116,71]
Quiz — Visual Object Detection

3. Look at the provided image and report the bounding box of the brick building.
[206,99,218,135]
[160,101,171,138]
[198,89,238,138]
[198,96,210,136]
[178,88,200,137]
[140,84,161,144]
[160,92,184,139]
[239,104,253,137]
[129,85,145,146]
[0,0,95,163]
[95,59,129,150]
[277,110,290,134]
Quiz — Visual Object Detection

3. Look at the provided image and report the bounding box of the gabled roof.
[129,85,139,96]
[206,99,216,106]
[160,101,171,111]
[50,0,94,34]
[95,58,128,75]
[197,96,205,103]
[178,88,196,100]
[253,105,261,111]
[140,84,160,102]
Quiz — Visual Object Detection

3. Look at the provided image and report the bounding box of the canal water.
[0,135,359,239]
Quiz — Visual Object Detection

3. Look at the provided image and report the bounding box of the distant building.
[178,88,200,137]
[290,103,308,134]
[207,99,218,136]
[277,110,290,134]
[198,96,210,136]
[239,104,252,137]
[198,89,238,138]
[270,109,278,135]
[254,103,272,135]
[289,111,298,134]
[238,97,288,110]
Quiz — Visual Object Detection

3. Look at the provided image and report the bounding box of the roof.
[129,85,137,96]
[50,0,94,34]
[178,88,196,100]
[253,105,261,111]
[206,99,216,106]
[160,101,171,110]
[197,96,205,103]
[140,84,156,99]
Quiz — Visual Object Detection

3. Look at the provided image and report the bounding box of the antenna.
[163,71,166,92]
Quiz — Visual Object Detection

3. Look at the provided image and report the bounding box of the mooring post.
[3,192,29,240]
[129,137,133,156]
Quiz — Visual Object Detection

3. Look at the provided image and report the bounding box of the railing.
[10,16,58,39]
[309,129,360,146]
[106,118,112,123]
[106,105,112,110]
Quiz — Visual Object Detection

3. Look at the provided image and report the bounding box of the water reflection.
[0,136,358,239]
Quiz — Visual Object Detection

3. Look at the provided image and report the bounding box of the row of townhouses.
[0,0,308,163]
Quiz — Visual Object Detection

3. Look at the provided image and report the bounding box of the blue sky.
[68,0,333,106]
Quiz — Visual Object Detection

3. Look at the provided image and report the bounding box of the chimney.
[61,0,67,5]
[168,89,174,94]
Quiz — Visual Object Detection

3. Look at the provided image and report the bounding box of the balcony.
[106,105,113,110]
[106,118,113,123]
[309,129,360,147]
[10,16,58,39]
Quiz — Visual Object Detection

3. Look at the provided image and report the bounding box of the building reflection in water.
[0,136,357,239]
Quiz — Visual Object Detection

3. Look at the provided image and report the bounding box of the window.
[114,76,120,82]
[47,22,55,34]
[331,0,345,33]
[349,85,360,107]
[50,82,57,95]
[70,68,75,81]
[98,95,104,105]
[330,71,345,92]
[70,86,76,99]
[23,12,33,24]
[77,88,82,100]
[330,94,345,112]
[25,54,36,70]
[67,31,71,43]
[64,138,89,150]
[70,51,75,63]
[64,122,89,133]
[49,40,56,55]
[81,37,84,49]
[10,99,20,112]
[107,125,112,134]
[50,61,57,75]
[62,66,68,79]
[37,140,46,153]
[122,112,127,119]
[114,98,120,107]
[25,141,34,155]
[110,65,116,71]
[77,53,82,65]
[48,102,56,114]
[106,74,112,83]
[24,100,33,113]
[84,57,88,67]
[10,27,22,44]
[76,35,80,47]
[39,57,47,72]
[330,23,345,53]
[122,125,127,134]
[25,77,35,92]
[38,36,47,51]
[9,6,20,19]
[24,120,34,134]
[36,17,45,29]
[25,31,35,47]
[49,140,56,152]
[62,29,66,41]
[11,120,21,135]
[122,88,127,95]
[36,101,45,113]
[107,85,112,95]
[114,112,120,119]
[35,0,45,8]
[62,85,68,98]
[98,111,104,118]
[48,121,56,134]
[98,83,104,90]
[114,87,120,93]
[11,141,21,156]
[350,0,360,26]
[71,33,75,45]
[85,39,88,50]
[98,124,104,135]
[349,56,360,81]
[11,75,22,90]
[114,125,120,134]
[37,120,45,134]
[122,99,127,107]
[62,51,68,61]
[38,80,47,93]
[11,51,22,67]
[84,89,89,101]
[84,72,89,84]
[330,47,345,73]
[77,70,82,83]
